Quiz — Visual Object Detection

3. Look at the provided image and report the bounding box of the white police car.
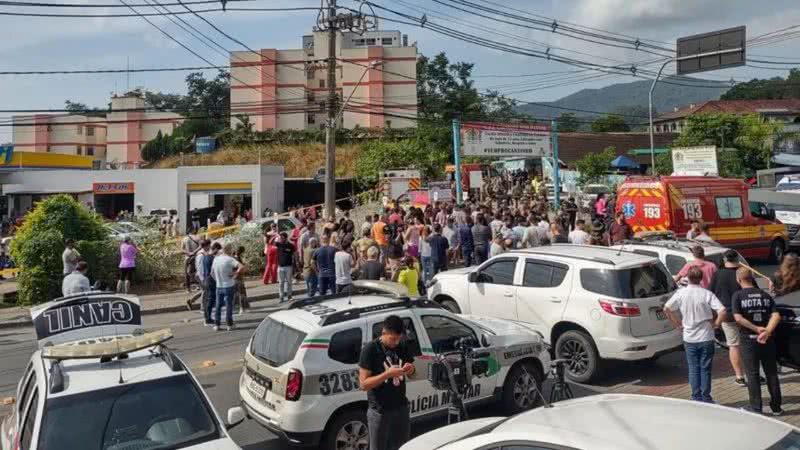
[0,292,243,450]
[238,280,551,450]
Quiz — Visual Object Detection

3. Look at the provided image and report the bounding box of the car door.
[367,314,432,418]
[514,259,572,340]
[466,257,520,320]
[418,314,497,406]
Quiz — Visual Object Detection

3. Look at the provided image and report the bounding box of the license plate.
[247,377,267,399]
[655,309,666,320]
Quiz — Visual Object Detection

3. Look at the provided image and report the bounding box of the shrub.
[11,195,108,304]
[76,239,119,290]
[223,227,266,275]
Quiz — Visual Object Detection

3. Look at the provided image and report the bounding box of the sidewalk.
[0,278,307,330]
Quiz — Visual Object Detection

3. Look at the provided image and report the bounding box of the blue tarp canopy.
[610,155,640,169]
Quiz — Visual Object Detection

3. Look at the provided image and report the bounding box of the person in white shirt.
[489,235,505,257]
[62,239,81,276]
[62,261,91,296]
[489,216,504,237]
[536,217,550,245]
[210,244,244,331]
[664,266,726,403]
[568,220,590,245]
[334,241,356,293]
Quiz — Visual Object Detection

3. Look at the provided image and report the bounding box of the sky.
[1,0,799,141]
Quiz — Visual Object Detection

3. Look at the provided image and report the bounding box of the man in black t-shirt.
[359,315,415,450]
[708,250,746,384]
[732,267,783,415]
[275,232,296,303]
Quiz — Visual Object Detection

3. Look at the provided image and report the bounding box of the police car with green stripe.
[237,280,550,450]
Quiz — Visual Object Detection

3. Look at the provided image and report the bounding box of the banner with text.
[672,146,718,176]
[461,122,551,157]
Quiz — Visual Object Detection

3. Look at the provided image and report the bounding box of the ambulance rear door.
[617,181,670,234]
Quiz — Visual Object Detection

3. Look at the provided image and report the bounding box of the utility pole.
[323,0,338,220]
[319,0,376,220]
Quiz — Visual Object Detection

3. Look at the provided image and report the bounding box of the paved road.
[0,263,780,448]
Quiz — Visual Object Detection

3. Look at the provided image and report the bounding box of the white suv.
[428,245,682,383]
[238,281,550,450]
[610,238,745,276]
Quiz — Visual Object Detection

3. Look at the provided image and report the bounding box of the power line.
[0,6,315,16]
[0,0,314,7]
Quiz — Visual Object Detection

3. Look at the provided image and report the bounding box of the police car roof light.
[289,280,410,310]
[41,328,174,361]
[320,298,442,327]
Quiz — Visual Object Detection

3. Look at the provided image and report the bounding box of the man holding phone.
[359,315,416,450]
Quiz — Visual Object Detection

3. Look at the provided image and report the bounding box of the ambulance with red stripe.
[617,176,788,262]
[237,280,550,450]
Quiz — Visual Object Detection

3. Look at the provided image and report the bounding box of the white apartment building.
[230,30,418,131]
[12,95,183,167]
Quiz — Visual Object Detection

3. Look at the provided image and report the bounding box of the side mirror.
[481,334,491,347]
[468,272,479,283]
[226,406,246,430]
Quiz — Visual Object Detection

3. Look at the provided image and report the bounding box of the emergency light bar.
[42,328,173,360]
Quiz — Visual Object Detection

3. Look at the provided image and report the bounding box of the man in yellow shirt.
[394,256,420,297]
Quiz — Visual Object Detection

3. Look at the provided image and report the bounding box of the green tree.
[11,195,109,304]
[355,130,449,186]
[671,113,783,178]
[576,147,616,186]
[722,69,800,100]
[590,114,630,132]
[555,113,580,132]
[64,100,108,117]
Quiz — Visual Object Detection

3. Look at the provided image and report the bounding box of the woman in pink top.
[594,193,608,219]
[118,236,138,294]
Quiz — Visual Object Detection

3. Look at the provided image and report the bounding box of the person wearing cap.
[708,249,747,385]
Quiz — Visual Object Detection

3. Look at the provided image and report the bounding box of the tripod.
[548,359,574,403]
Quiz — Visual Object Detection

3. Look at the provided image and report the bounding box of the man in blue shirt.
[312,235,337,296]
[458,215,474,267]
[428,223,450,277]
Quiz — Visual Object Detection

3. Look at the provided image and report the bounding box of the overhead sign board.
[677,26,746,75]
[461,122,551,158]
[672,146,718,176]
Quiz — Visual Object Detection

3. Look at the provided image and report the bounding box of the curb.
[0,286,308,331]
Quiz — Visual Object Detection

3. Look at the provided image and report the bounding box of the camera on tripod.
[428,337,489,391]
[427,337,491,424]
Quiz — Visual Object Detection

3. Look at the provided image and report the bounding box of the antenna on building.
[126,57,131,92]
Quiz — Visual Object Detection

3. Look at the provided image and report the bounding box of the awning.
[2,188,92,195]
[628,148,670,156]
[610,155,640,169]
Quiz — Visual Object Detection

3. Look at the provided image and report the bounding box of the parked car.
[400,394,800,450]
[238,280,550,450]
[428,245,682,382]
[105,221,147,241]
[609,235,746,276]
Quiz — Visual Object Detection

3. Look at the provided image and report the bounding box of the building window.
[77,125,82,135]
[86,126,94,136]
[353,38,366,47]
[308,115,316,125]
[319,79,325,88]
[382,37,393,45]
[87,146,95,156]
[670,123,677,132]
[76,145,82,155]
[46,125,52,132]
[138,121,143,130]
[366,38,376,46]
[46,146,51,152]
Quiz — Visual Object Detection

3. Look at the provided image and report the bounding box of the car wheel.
[439,298,461,314]
[771,239,785,264]
[502,361,543,414]
[555,330,600,383]
[322,409,369,450]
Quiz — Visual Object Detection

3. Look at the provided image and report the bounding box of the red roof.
[655,99,800,122]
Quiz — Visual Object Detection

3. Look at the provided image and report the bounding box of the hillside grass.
[150,143,361,178]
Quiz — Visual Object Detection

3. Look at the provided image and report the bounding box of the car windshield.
[768,430,800,449]
[252,317,307,366]
[38,375,219,450]
[581,264,675,299]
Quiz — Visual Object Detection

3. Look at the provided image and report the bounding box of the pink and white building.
[12,95,183,167]
[230,30,418,131]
